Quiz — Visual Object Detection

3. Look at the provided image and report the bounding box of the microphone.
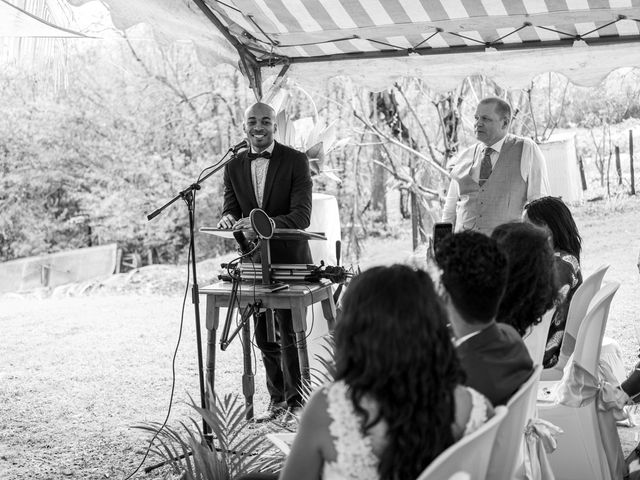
[232,230,252,255]
[229,139,248,154]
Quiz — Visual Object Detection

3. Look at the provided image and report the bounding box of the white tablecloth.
[307,193,341,378]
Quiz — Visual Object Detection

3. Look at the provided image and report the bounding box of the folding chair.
[524,311,553,367]
[537,282,622,480]
[416,406,507,480]
[541,264,609,381]
[486,365,543,479]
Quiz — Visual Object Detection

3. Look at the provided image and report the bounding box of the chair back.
[416,406,508,480]
[523,310,553,366]
[556,264,609,368]
[486,365,543,479]
[448,474,470,480]
[573,282,619,377]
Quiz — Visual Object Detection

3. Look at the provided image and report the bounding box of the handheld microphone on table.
[230,208,274,255]
[232,230,254,256]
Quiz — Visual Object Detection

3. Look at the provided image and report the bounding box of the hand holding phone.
[433,222,453,254]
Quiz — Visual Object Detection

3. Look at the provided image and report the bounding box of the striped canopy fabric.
[20,0,640,93]
[196,0,640,93]
[205,0,640,62]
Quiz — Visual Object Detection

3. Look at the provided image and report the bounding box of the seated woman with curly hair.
[491,222,558,340]
[523,196,583,368]
[278,264,493,480]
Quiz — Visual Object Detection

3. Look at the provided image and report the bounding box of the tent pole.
[191,0,263,99]
[263,64,291,104]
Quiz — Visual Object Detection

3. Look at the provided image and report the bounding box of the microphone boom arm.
[147,148,239,221]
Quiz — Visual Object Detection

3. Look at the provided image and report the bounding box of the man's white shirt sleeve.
[521,139,550,201]
[442,180,459,227]
[441,144,476,228]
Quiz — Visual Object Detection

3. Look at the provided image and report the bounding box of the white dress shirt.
[250,142,274,208]
[442,134,550,230]
[454,329,483,348]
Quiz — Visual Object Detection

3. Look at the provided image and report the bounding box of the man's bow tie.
[247,151,272,160]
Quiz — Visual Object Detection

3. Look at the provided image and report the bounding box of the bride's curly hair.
[334,264,464,480]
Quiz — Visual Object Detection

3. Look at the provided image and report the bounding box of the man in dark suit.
[435,231,534,406]
[217,102,313,421]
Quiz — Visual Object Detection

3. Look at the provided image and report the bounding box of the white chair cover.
[600,336,626,385]
[487,365,544,479]
[306,193,341,377]
[537,282,625,480]
[524,311,554,367]
[448,474,471,480]
[522,417,562,480]
[542,264,609,381]
[416,406,508,480]
[555,360,628,478]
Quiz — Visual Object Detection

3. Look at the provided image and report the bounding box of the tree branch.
[353,111,450,178]
[394,81,440,165]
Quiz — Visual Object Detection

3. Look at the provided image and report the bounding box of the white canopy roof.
[7,0,640,94]
[1,0,85,38]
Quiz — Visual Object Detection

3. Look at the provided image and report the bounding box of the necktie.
[247,150,272,160]
[479,147,493,187]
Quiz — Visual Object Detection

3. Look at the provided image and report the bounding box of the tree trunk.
[399,190,410,219]
[630,130,636,196]
[578,155,588,191]
[606,150,611,197]
[434,92,463,167]
[371,141,387,223]
[411,190,419,251]
[615,145,622,185]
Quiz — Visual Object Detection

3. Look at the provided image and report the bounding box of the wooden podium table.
[199,280,336,417]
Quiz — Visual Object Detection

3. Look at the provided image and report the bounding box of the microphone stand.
[145,147,241,451]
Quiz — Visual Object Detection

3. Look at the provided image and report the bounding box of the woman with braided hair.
[279,264,493,480]
[523,196,583,368]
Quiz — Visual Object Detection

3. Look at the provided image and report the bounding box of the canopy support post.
[262,64,290,104]
[191,0,263,99]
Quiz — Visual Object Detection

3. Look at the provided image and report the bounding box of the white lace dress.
[321,380,489,480]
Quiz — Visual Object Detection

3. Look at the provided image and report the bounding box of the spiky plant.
[136,393,283,480]
[299,335,336,405]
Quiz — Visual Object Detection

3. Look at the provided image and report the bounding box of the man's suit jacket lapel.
[241,151,259,209]
[261,141,281,209]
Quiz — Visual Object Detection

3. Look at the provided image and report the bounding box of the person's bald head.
[243,102,277,152]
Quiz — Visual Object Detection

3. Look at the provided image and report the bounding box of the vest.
[452,135,526,235]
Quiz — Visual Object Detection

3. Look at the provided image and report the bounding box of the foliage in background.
[1,32,639,264]
[0,36,249,263]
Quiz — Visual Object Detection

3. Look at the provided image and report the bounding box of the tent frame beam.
[253,33,640,67]
[194,2,640,95]
[191,0,263,99]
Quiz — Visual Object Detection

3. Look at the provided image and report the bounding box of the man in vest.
[441,97,550,235]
